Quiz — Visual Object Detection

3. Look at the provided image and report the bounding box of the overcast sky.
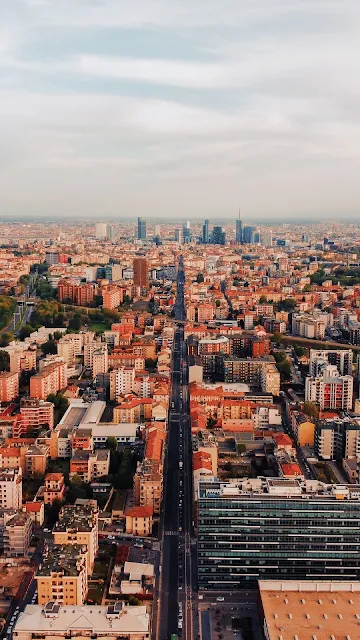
[0,0,360,220]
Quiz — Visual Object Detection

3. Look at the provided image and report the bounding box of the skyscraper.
[133,256,149,289]
[137,217,147,240]
[210,225,226,245]
[235,210,242,243]
[107,225,115,241]
[95,222,107,240]
[174,228,183,244]
[183,222,191,243]
[202,219,209,244]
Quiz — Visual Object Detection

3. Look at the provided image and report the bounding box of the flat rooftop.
[198,477,360,500]
[260,580,360,640]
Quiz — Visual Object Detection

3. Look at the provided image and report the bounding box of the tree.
[0,332,13,347]
[18,324,33,341]
[276,360,291,381]
[303,401,319,420]
[145,357,157,370]
[68,315,81,331]
[215,300,221,307]
[278,298,296,311]
[259,294,268,303]
[41,339,57,355]
[272,332,282,347]
[53,330,63,340]
[0,350,10,372]
[106,437,118,451]
[196,273,204,283]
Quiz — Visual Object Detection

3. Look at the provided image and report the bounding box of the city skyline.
[1,1,360,219]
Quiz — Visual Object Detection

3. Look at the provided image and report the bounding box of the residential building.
[36,543,88,605]
[309,348,353,376]
[314,418,360,461]
[125,506,153,536]
[305,364,353,410]
[197,477,360,588]
[30,361,67,400]
[13,601,150,640]
[20,398,54,434]
[0,468,22,509]
[261,363,280,396]
[58,280,96,306]
[291,411,315,446]
[92,346,108,378]
[25,444,48,477]
[0,371,19,402]
[53,504,99,573]
[95,222,107,240]
[2,510,32,556]
[70,449,110,483]
[43,473,66,505]
[109,367,136,400]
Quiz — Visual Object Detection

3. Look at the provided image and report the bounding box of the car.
[178,526,182,531]
[216,596,225,602]
[108,535,115,540]
[43,528,50,533]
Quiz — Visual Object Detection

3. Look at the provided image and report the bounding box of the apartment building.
[305,364,353,410]
[57,339,76,366]
[53,504,98,573]
[92,347,108,378]
[30,361,67,400]
[13,601,150,640]
[20,398,54,434]
[291,411,315,446]
[309,348,353,377]
[58,279,96,306]
[43,473,66,505]
[0,371,19,402]
[125,506,153,536]
[0,468,22,509]
[70,449,110,483]
[36,543,88,605]
[25,444,48,477]
[134,461,162,516]
[9,347,36,374]
[2,510,32,557]
[102,287,123,310]
[261,363,280,396]
[315,418,360,461]
[109,367,135,399]
[292,312,332,339]
[198,477,360,589]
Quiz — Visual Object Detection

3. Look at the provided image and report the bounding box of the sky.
[0,0,360,220]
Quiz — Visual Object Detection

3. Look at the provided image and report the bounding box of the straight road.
[157,257,197,640]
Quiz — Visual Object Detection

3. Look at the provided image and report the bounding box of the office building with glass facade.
[197,477,360,589]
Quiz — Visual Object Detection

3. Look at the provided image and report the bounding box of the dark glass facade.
[198,478,360,589]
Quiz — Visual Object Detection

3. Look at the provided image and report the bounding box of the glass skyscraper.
[137,217,147,240]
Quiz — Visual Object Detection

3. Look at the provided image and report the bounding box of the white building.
[95,222,108,240]
[0,468,22,509]
[109,367,136,400]
[13,602,150,640]
[305,364,353,411]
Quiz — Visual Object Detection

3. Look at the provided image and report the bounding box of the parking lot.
[199,600,264,640]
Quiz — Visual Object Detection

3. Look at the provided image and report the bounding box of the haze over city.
[1,1,360,219]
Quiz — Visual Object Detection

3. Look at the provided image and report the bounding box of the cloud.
[0,0,360,218]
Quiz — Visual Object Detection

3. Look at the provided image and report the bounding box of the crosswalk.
[164,529,179,536]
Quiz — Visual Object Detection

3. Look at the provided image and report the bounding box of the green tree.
[303,401,319,420]
[0,350,10,372]
[18,324,33,341]
[106,436,118,451]
[278,298,296,311]
[215,300,221,307]
[196,273,204,283]
[259,294,268,303]
[69,315,82,331]
[0,332,13,347]
[145,357,157,370]
[41,339,57,355]
[272,332,282,347]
